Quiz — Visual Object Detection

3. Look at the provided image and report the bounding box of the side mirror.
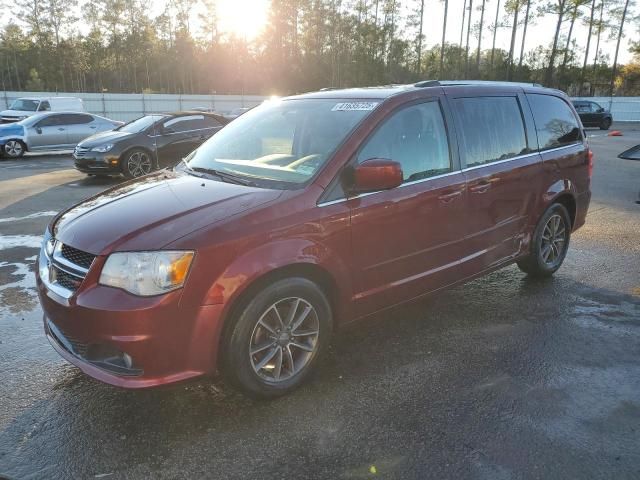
[36,127,42,134]
[598,107,605,113]
[351,158,403,194]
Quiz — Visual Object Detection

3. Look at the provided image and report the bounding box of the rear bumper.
[37,270,225,388]
[573,190,591,231]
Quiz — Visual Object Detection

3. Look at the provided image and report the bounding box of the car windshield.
[185,98,379,187]
[9,99,40,111]
[117,115,166,134]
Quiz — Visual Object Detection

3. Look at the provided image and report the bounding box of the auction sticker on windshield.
[331,102,379,111]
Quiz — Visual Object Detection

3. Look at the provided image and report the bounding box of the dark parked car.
[572,100,613,130]
[73,111,228,178]
[37,81,592,397]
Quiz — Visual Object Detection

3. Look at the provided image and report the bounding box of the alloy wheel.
[249,297,320,383]
[4,140,23,157]
[540,214,567,266]
[126,151,152,177]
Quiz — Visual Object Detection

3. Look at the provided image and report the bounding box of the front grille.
[53,266,83,291]
[43,239,95,297]
[74,146,90,157]
[61,244,95,269]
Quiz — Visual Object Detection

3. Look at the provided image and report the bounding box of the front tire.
[518,203,571,277]
[3,140,26,158]
[122,148,153,178]
[221,277,332,398]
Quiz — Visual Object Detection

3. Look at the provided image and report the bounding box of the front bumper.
[73,150,122,174]
[37,258,225,388]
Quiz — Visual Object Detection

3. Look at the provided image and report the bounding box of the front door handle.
[57,128,65,131]
[438,189,463,204]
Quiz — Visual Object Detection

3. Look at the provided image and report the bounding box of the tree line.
[1,0,639,97]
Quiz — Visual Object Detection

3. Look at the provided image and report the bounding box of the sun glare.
[218,0,269,40]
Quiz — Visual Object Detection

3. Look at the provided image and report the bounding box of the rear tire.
[3,140,26,158]
[221,277,332,398]
[599,118,612,130]
[518,203,571,277]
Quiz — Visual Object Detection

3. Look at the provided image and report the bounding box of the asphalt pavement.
[0,126,639,479]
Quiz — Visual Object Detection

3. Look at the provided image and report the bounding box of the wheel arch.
[541,180,578,227]
[215,261,342,368]
[119,145,157,169]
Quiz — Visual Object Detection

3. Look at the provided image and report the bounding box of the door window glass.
[67,113,93,124]
[357,101,451,182]
[527,94,582,150]
[35,114,64,127]
[163,115,206,133]
[589,102,602,112]
[453,96,528,168]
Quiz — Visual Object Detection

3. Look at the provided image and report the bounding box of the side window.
[589,102,602,113]
[38,101,51,112]
[453,96,528,168]
[163,115,205,132]
[573,102,589,113]
[35,115,62,127]
[357,101,451,182]
[202,116,222,128]
[527,94,582,150]
[68,114,93,124]
[55,114,80,126]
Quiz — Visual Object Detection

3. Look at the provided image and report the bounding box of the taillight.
[588,149,594,178]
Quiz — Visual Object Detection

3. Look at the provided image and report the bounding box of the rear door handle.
[438,189,463,204]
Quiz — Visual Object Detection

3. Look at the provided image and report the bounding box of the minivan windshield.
[185,98,379,186]
[9,99,40,111]
[117,114,166,134]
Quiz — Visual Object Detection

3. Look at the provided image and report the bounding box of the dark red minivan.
[36,81,592,397]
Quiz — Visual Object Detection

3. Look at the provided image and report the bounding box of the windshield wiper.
[189,166,256,186]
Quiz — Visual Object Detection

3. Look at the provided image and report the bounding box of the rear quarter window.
[527,94,582,151]
[453,96,529,168]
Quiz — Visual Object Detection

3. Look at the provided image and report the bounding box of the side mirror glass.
[351,158,403,194]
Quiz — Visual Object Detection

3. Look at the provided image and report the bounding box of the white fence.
[0,91,268,122]
[2,91,639,122]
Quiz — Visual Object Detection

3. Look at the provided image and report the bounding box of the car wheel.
[599,118,612,130]
[122,149,153,178]
[3,140,26,158]
[517,203,571,277]
[222,277,332,398]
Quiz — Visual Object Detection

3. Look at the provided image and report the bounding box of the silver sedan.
[0,112,123,158]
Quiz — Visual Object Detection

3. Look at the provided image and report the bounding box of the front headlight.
[99,251,194,296]
[91,144,113,152]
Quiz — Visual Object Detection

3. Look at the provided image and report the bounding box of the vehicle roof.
[289,81,564,101]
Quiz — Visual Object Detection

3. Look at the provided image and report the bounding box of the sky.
[4,0,636,65]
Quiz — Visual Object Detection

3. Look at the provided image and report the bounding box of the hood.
[52,170,283,255]
[77,129,134,147]
[0,109,35,119]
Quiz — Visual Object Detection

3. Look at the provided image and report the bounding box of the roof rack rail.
[415,80,543,88]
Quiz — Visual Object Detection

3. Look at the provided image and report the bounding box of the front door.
[28,114,70,150]
[349,99,469,316]
[155,115,211,167]
[449,93,542,272]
